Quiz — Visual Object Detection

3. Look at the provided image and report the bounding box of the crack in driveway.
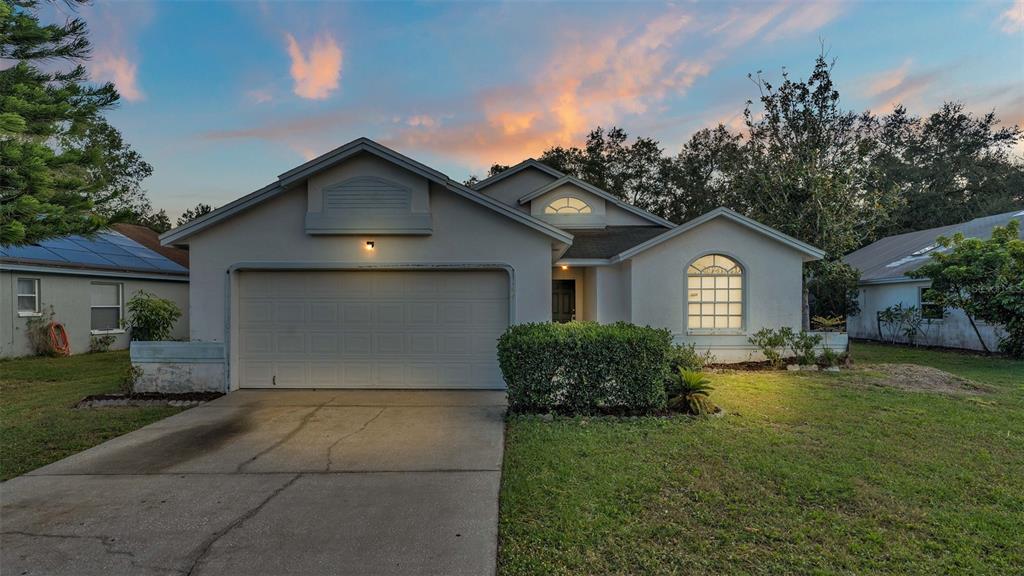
[1,530,184,575]
[183,473,301,576]
[235,396,336,472]
[325,407,386,471]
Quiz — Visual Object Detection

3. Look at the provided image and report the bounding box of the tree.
[660,125,744,223]
[910,220,1024,357]
[463,163,511,187]
[176,203,214,227]
[538,127,672,211]
[736,55,896,327]
[0,0,153,245]
[867,103,1024,237]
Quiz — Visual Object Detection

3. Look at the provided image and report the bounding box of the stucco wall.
[1,271,188,358]
[849,281,1004,351]
[184,161,556,389]
[626,217,806,362]
[476,167,555,210]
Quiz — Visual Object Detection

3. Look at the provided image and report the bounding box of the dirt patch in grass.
[857,363,991,395]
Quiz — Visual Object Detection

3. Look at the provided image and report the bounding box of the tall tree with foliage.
[660,125,745,223]
[0,0,155,245]
[910,220,1024,356]
[737,55,896,326]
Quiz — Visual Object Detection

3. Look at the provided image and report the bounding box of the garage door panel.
[238,270,508,389]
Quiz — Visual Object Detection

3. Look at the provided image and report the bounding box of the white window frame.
[90,282,125,334]
[686,254,744,334]
[16,277,41,317]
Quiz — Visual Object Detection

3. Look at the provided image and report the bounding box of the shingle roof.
[0,229,189,277]
[843,209,1024,284]
[561,226,670,259]
[111,223,189,268]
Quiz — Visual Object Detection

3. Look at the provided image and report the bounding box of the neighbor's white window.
[90,282,123,333]
[687,254,743,330]
[545,196,592,214]
[16,278,40,316]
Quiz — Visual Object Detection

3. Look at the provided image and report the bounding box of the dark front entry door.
[552,280,575,323]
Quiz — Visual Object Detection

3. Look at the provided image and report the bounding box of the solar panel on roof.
[52,249,115,266]
[104,232,139,246]
[103,254,157,269]
[37,237,86,251]
[72,237,132,256]
[2,244,63,261]
[147,258,188,273]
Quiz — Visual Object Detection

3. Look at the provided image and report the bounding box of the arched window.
[545,196,592,214]
[687,254,742,330]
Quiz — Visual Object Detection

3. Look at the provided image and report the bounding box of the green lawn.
[0,351,184,480]
[499,343,1024,575]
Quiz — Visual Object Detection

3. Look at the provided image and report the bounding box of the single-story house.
[160,137,826,391]
[844,209,1024,351]
[1,224,189,357]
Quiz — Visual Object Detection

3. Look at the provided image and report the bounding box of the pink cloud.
[764,1,845,41]
[91,52,144,102]
[285,33,343,100]
[1000,0,1024,33]
[863,59,941,112]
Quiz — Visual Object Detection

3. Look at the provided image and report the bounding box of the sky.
[60,0,1024,221]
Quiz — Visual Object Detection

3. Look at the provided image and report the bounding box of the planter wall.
[130,341,226,393]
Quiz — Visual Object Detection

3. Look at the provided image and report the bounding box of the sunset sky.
[68,0,1024,220]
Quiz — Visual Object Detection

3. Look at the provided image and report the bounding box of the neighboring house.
[160,137,825,391]
[1,226,189,357]
[844,209,1024,351]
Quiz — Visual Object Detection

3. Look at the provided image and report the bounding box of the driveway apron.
[0,390,506,576]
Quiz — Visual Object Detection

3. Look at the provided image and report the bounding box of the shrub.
[811,315,845,332]
[24,306,57,356]
[126,290,182,341]
[666,368,715,415]
[818,347,842,368]
[786,330,823,366]
[748,327,788,367]
[667,342,715,372]
[89,334,117,353]
[497,322,672,414]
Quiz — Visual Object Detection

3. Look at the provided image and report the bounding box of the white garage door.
[237,270,509,389]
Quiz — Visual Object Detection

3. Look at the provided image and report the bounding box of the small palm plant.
[666,368,715,415]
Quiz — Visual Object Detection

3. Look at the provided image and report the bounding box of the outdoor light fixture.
[561,265,568,270]
[365,241,375,250]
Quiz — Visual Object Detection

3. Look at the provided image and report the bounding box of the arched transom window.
[687,254,743,330]
[545,196,592,214]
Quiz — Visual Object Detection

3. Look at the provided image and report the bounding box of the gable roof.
[470,159,565,191]
[1,230,189,279]
[611,207,825,262]
[844,209,1024,285]
[517,175,676,228]
[161,138,572,246]
[560,226,670,260]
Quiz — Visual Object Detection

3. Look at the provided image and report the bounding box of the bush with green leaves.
[665,368,716,415]
[667,342,715,373]
[126,290,182,341]
[817,347,843,368]
[748,327,788,367]
[89,333,116,353]
[497,322,673,414]
[24,306,57,356]
[786,330,823,365]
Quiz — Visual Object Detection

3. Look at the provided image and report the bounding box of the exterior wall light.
[560,265,568,270]
[365,241,375,250]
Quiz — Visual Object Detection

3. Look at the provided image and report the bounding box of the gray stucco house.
[160,137,825,390]
[844,209,1024,351]
[1,224,189,357]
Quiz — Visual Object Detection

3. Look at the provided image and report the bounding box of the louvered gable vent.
[325,177,411,211]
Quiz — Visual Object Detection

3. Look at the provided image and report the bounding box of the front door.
[552,279,575,323]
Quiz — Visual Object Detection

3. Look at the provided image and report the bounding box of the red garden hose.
[48,322,70,356]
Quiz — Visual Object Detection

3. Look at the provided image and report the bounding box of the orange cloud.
[285,33,343,100]
[863,59,940,112]
[1001,0,1024,33]
[92,52,144,102]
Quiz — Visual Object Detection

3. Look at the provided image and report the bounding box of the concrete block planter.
[130,341,226,393]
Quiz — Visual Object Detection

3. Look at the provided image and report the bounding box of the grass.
[0,351,184,480]
[498,343,1024,575]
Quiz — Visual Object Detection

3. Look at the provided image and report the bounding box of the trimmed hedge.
[496,322,673,414]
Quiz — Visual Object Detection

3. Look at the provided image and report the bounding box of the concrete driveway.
[1,390,506,576]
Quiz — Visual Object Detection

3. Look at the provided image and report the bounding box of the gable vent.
[324,177,411,211]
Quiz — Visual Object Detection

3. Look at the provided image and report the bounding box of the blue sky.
[71,0,1024,220]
